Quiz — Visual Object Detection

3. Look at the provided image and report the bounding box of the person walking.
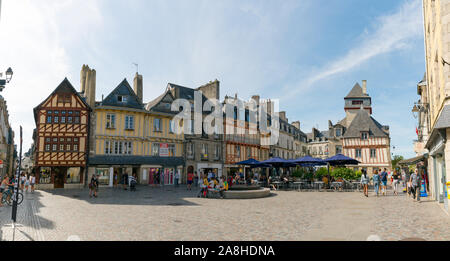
[392,169,400,196]
[187,171,194,191]
[194,171,199,188]
[30,174,36,193]
[0,176,9,207]
[122,172,129,190]
[24,174,30,193]
[175,171,180,187]
[89,174,99,198]
[20,173,26,191]
[372,170,381,197]
[410,169,422,202]
[380,168,388,196]
[360,169,370,197]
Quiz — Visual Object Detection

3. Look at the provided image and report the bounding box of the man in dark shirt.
[380,168,388,196]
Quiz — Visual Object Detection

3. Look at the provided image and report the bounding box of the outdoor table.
[272,181,283,190]
[331,182,343,191]
[292,182,303,191]
[314,181,324,191]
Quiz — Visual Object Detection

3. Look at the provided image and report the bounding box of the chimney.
[279,111,286,121]
[87,69,96,108]
[292,121,300,130]
[133,73,143,104]
[362,80,367,95]
[251,95,260,106]
[80,65,87,94]
[197,79,220,100]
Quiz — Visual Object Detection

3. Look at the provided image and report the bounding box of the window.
[74,111,80,124]
[68,116,73,123]
[117,95,127,102]
[105,141,112,154]
[106,114,116,129]
[45,144,50,151]
[336,145,342,154]
[169,120,174,133]
[47,116,52,124]
[168,144,176,157]
[187,143,194,158]
[336,128,342,137]
[361,132,368,140]
[236,145,241,157]
[154,118,161,132]
[73,144,78,151]
[370,149,376,158]
[54,116,59,124]
[66,144,71,151]
[60,144,65,151]
[152,143,159,156]
[52,144,57,151]
[201,144,208,159]
[355,149,362,158]
[352,100,363,105]
[61,116,66,124]
[125,115,134,130]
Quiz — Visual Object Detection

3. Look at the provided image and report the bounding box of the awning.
[398,154,427,166]
[88,155,185,167]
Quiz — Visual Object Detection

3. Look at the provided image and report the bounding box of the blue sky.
[0,0,424,158]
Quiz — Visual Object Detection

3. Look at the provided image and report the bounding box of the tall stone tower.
[343,80,372,126]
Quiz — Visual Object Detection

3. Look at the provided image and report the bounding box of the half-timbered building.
[33,78,91,189]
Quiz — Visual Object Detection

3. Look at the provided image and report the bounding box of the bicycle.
[1,186,24,206]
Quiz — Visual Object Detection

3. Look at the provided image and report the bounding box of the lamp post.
[0,67,14,91]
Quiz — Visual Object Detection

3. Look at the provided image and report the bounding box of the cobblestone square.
[1,185,449,241]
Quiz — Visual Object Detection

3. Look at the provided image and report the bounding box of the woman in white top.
[24,175,30,193]
[30,174,36,193]
[20,173,26,191]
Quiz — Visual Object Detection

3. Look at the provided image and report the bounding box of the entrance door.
[54,167,66,189]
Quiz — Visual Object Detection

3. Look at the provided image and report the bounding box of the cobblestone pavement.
[0,185,449,241]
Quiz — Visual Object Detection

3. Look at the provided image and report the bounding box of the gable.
[146,90,177,114]
[101,79,144,110]
[343,110,388,138]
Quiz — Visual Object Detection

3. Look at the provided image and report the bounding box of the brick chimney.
[292,121,300,130]
[197,79,220,100]
[279,111,286,121]
[133,73,143,104]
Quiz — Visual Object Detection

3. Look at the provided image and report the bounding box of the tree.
[391,155,404,170]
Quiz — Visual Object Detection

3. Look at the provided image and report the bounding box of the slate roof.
[100,79,144,110]
[89,155,185,167]
[434,105,450,129]
[33,78,91,122]
[343,109,388,138]
[345,83,370,99]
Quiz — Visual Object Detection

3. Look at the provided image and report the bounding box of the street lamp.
[0,67,14,91]
[412,101,429,119]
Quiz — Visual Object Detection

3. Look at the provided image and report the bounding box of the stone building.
[0,95,14,178]
[291,121,309,159]
[270,111,295,159]
[306,128,330,159]
[167,80,223,181]
[421,0,450,213]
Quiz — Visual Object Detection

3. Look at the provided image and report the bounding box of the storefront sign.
[160,143,169,157]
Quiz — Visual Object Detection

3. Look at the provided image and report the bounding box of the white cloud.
[0,0,103,151]
[280,0,423,101]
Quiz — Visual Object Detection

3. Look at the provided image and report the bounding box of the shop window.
[66,167,81,184]
[96,168,110,185]
[39,167,52,184]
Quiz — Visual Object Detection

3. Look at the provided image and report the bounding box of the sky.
[0,0,425,158]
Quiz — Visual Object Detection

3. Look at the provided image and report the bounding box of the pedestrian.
[123,172,129,190]
[113,172,119,188]
[372,170,381,197]
[20,173,26,191]
[89,174,99,198]
[187,171,194,191]
[360,169,370,197]
[0,176,9,207]
[30,174,36,193]
[194,171,199,187]
[406,170,413,197]
[410,169,422,202]
[380,168,388,196]
[207,171,213,182]
[175,170,180,187]
[392,169,400,196]
[24,174,30,193]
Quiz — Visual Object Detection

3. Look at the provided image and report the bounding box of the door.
[53,167,66,189]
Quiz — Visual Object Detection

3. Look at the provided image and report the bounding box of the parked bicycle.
[1,186,24,206]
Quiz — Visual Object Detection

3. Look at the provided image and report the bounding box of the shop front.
[36,166,84,189]
[197,163,223,179]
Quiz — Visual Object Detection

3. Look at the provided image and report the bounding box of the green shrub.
[331,168,357,180]
[315,167,328,179]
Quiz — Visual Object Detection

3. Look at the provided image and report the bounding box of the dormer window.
[361,132,369,140]
[117,95,127,102]
[336,128,342,137]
